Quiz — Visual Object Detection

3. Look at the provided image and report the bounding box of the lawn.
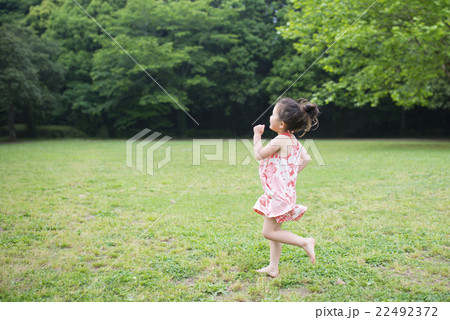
[0,138,448,301]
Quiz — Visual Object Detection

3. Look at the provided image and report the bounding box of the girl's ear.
[280,121,286,129]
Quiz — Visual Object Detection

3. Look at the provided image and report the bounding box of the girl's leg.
[262,216,315,265]
[257,223,282,277]
[269,240,282,269]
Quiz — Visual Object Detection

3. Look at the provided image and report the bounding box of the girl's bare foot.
[256,266,279,278]
[304,238,316,265]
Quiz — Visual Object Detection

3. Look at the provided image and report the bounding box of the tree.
[216,0,284,134]
[25,0,66,36]
[279,0,450,109]
[19,0,293,137]
[0,23,64,141]
[88,0,234,136]
[0,0,41,25]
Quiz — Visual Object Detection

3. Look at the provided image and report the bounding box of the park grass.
[0,138,449,302]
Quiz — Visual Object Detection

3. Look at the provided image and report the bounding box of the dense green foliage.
[0,23,64,140]
[280,0,450,109]
[1,0,449,139]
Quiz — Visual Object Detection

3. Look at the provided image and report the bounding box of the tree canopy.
[279,0,450,109]
[0,23,63,140]
[1,0,448,139]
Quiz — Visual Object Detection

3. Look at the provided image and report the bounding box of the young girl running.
[253,97,319,278]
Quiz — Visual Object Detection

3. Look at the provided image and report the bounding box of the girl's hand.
[253,124,265,135]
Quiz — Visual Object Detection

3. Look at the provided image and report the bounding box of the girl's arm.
[297,145,311,173]
[253,125,281,160]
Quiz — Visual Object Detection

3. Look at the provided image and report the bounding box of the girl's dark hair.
[277,97,319,137]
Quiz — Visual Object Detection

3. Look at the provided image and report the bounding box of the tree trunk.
[101,111,116,138]
[24,105,37,138]
[339,108,346,138]
[8,104,16,142]
[177,109,187,138]
[400,107,406,134]
[230,103,237,137]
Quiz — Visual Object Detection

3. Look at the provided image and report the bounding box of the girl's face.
[269,104,285,133]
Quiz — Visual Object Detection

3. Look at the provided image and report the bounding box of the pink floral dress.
[253,132,307,223]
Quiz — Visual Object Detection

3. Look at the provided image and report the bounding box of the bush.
[35,125,87,138]
[0,124,87,139]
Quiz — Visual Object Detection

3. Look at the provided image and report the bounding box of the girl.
[252,97,319,278]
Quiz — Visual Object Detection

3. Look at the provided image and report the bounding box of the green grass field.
[0,138,448,301]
